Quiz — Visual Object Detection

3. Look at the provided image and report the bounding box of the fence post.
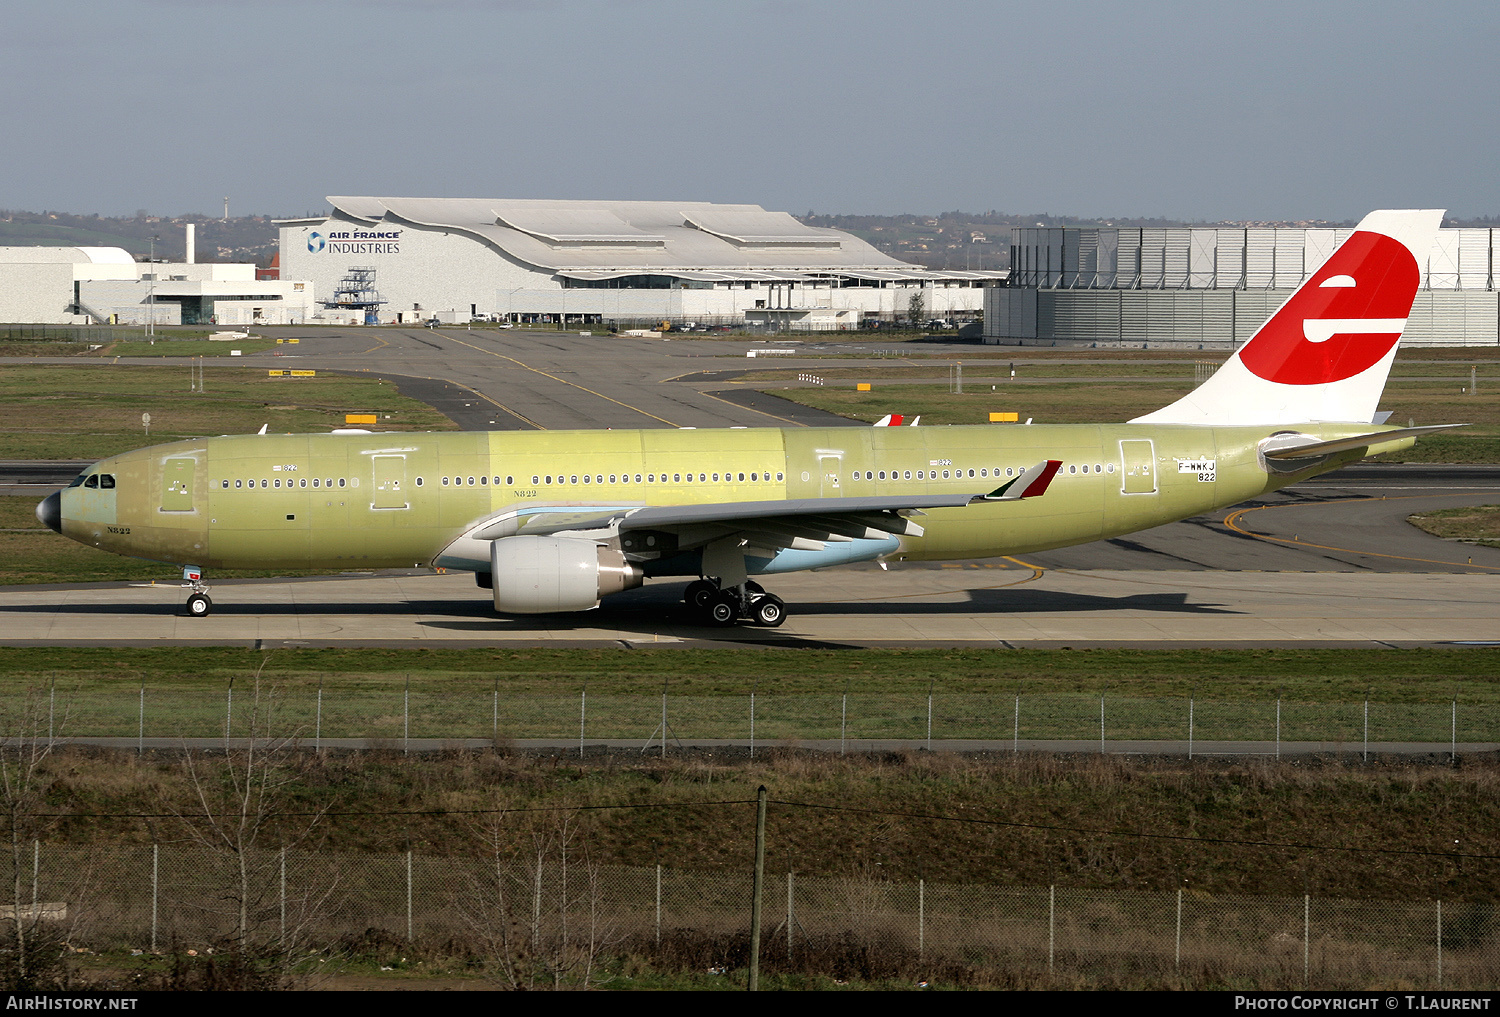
[1188,693,1195,760]
[1175,887,1183,970]
[1451,699,1457,764]
[225,677,234,743]
[660,689,667,759]
[403,675,410,756]
[1014,694,1019,754]
[1303,893,1310,988]
[749,786,768,992]
[492,681,498,745]
[1363,690,1369,762]
[1048,885,1056,974]
[150,843,158,954]
[279,846,286,946]
[787,871,795,962]
[1437,899,1443,987]
[926,683,933,752]
[918,877,925,960]
[48,678,54,748]
[840,691,848,756]
[655,863,662,947]
[406,849,414,942]
[138,682,145,756]
[1099,693,1105,753]
[580,685,587,759]
[750,689,756,760]
[315,681,322,754]
[1276,693,1282,760]
[31,840,39,915]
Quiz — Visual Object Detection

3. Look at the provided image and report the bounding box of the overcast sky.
[4,0,1495,221]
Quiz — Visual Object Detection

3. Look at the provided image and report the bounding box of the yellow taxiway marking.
[1223,494,1500,572]
[693,388,808,427]
[444,378,545,431]
[354,368,545,430]
[351,333,392,357]
[438,332,680,427]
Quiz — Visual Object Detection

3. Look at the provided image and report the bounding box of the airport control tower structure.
[320,267,387,325]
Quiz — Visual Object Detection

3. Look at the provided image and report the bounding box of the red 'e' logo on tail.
[1239,231,1420,386]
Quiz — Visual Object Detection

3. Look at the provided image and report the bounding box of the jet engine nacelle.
[490,535,643,614]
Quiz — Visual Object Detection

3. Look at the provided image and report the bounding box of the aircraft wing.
[467,460,1063,556]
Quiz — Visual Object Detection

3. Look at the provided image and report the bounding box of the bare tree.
[168,666,332,983]
[459,804,619,990]
[0,689,69,988]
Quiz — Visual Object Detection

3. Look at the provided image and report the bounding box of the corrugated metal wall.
[989,227,1499,346]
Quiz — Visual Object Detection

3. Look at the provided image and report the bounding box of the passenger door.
[371,455,408,510]
[1118,439,1157,495]
[160,458,196,512]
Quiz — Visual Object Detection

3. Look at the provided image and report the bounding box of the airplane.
[36,209,1457,627]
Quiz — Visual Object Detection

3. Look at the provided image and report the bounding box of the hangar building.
[986,226,1499,348]
[279,197,1001,328]
[0,243,315,326]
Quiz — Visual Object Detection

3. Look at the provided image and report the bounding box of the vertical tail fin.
[1132,209,1443,426]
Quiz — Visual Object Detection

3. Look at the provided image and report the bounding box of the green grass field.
[3,644,1497,702]
[0,365,457,459]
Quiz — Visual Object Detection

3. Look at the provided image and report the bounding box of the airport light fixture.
[146,234,159,342]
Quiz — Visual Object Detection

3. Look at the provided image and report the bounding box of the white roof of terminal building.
[319,196,940,276]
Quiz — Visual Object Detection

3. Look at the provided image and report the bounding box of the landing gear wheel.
[707,594,739,626]
[751,594,785,628]
[186,592,212,618]
[745,580,765,595]
[684,579,719,611]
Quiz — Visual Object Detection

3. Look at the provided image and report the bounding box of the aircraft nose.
[36,492,61,533]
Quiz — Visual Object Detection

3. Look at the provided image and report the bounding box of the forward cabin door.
[1118,439,1157,495]
[372,455,409,510]
[160,458,196,512]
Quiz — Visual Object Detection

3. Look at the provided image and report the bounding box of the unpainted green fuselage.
[56,423,1407,575]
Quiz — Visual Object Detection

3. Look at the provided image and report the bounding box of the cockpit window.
[67,474,87,488]
[83,475,99,489]
[99,474,115,489]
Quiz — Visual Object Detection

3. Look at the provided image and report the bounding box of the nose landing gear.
[683,579,785,628]
[181,566,212,617]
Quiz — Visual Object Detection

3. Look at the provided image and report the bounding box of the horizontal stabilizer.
[1262,424,1466,460]
[985,460,1062,500]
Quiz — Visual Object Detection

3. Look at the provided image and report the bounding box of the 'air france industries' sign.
[307,230,401,255]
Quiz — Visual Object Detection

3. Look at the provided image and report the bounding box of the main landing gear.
[182,566,212,618]
[683,579,785,628]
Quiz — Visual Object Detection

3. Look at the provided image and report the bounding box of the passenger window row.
[848,463,1115,481]
[211,463,1118,494]
[219,478,353,490]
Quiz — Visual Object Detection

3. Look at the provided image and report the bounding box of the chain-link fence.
[12,841,1495,988]
[26,683,1500,757]
[0,325,119,342]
